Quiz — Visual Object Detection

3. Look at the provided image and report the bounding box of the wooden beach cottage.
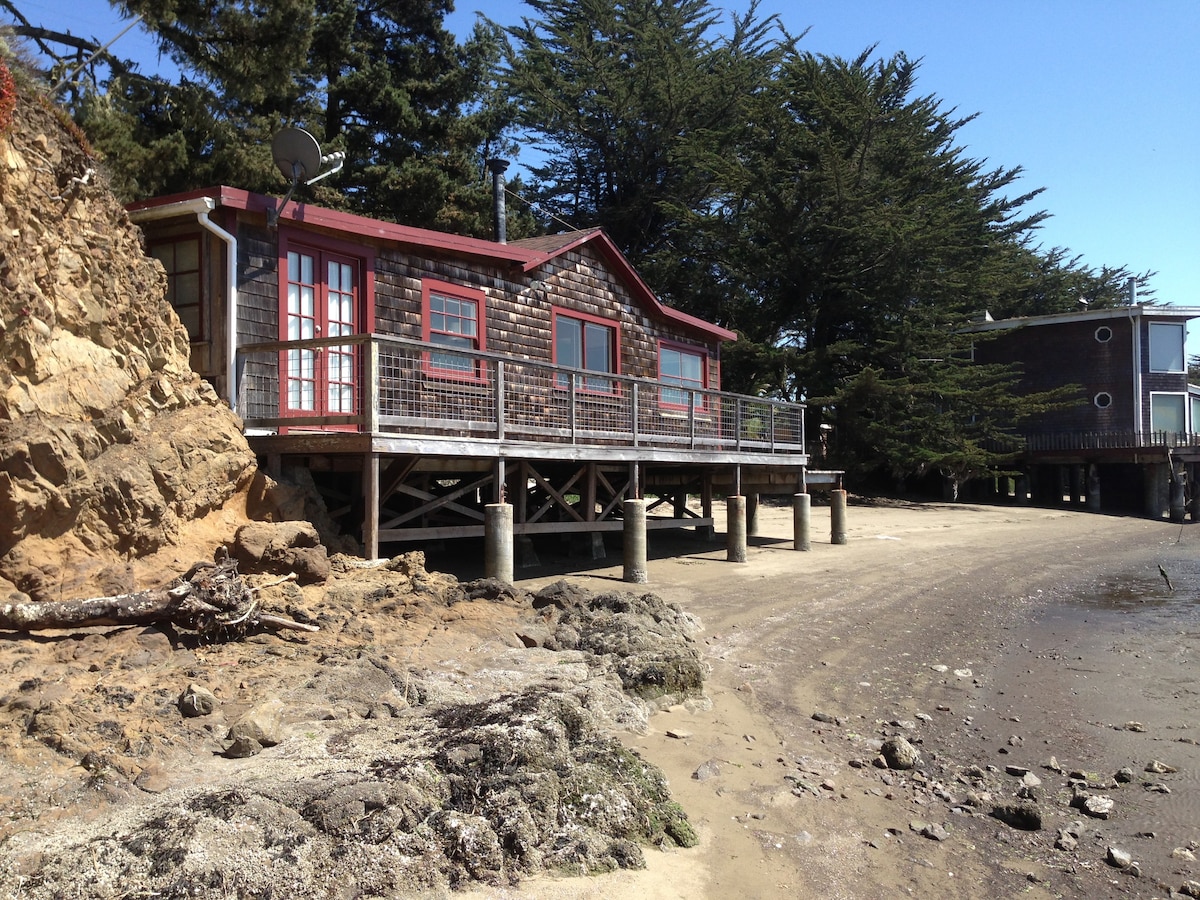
[128,186,835,572]
[969,304,1200,518]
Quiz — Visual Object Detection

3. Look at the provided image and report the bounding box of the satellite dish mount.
[267,127,346,227]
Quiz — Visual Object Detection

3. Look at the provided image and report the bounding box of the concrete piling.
[793,492,811,551]
[622,498,648,583]
[830,489,848,545]
[484,502,514,583]
[726,495,747,563]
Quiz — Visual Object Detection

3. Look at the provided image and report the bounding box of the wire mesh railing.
[236,333,805,455]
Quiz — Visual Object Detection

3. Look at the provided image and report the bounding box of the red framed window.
[150,236,203,340]
[280,239,369,418]
[658,341,707,409]
[553,308,619,393]
[422,279,486,378]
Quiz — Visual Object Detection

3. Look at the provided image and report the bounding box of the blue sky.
[14,0,1199,329]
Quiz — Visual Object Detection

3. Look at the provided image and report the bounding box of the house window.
[659,342,707,408]
[1094,326,1112,343]
[1149,322,1185,373]
[150,236,202,339]
[281,245,362,416]
[1093,392,1112,409]
[554,309,618,392]
[1150,392,1186,434]
[422,280,486,377]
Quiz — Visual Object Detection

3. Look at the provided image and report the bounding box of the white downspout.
[1130,306,1143,438]
[129,197,239,412]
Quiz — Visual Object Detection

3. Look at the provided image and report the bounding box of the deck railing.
[987,430,1200,454]
[236,333,805,455]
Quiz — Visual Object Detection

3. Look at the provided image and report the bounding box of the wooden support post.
[793,492,811,551]
[726,495,747,563]
[1086,464,1101,512]
[830,489,848,545]
[362,452,379,560]
[700,473,714,540]
[1170,458,1186,523]
[623,498,648,583]
[363,339,379,434]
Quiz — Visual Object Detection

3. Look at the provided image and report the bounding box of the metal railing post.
[495,360,506,441]
[736,398,743,450]
[688,391,696,449]
[570,373,578,444]
[631,382,640,447]
[770,403,776,452]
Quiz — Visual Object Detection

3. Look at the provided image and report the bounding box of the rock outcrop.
[0,79,257,602]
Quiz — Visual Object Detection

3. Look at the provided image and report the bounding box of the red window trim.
[276,229,376,342]
[657,338,709,410]
[421,278,488,382]
[149,234,205,341]
[275,230,375,427]
[552,307,621,395]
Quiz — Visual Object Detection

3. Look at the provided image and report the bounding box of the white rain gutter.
[1130,306,1143,436]
[129,197,239,412]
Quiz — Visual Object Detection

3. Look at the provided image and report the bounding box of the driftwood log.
[0,552,319,635]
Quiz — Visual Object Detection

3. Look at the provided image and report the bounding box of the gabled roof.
[128,187,735,343]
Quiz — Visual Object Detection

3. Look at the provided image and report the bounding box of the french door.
[282,247,359,420]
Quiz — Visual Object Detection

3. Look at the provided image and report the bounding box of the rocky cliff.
[0,79,258,603]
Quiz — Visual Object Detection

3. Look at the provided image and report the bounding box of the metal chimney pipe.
[486,158,510,243]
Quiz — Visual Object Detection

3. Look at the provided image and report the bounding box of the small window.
[1094,326,1112,343]
[422,280,486,378]
[1094,392,1112,409]
[151,237,202,340]
[659,342,707,409]
[554,309,618,393]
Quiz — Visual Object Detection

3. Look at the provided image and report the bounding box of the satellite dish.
[272,127,322,183]
[266,127,346,227]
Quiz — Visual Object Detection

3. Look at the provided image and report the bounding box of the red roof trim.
[129,187,736,342]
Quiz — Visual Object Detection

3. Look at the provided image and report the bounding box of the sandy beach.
[459,498,1200,899]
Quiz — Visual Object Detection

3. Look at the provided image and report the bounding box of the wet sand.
[463,499,1200,899]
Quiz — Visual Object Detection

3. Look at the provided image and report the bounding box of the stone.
[226,698,285,749]
[692,759,721,781]
[1183,882,1200,899]
[1072,793,1114,819]
[1106,846,1132,868]
[231,521,330,584]
[1171,847,1197,861]
[1145,759,1177,774]
[991,802,1041,831]
[1055,830,1078,851]
[178,683,217,718]
[1114,766,1134,783]
[880,736,920,770]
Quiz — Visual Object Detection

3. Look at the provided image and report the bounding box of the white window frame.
[1150,391,1187,434]
[1149,322,1185,373]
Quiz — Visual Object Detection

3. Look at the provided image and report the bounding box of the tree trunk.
[0,555,317,635]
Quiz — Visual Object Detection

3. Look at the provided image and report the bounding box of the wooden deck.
[237,334,831,554]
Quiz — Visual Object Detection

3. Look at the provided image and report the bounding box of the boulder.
[231,521,330,584]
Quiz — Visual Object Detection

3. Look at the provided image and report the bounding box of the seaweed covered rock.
[533,580,706,702]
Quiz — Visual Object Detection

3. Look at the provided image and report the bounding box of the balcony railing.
[235,333,806,456]
[988,430,1200,454]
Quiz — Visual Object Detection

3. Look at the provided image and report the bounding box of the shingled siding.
[373,242,723,386]
[975,317,1135,434]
